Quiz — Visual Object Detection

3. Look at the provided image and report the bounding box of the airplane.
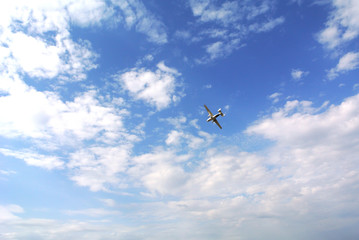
[204,104,225,129]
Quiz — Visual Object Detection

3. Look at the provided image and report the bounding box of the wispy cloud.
[0,148,64,170]
[187,0,284,62]
[196,39,241,63]
[116,0,167,44]
[248,16,285,33]
[268,92,282,103]
[99,198,116,207]
[0,169,16,176]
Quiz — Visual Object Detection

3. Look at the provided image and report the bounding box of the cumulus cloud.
[0,0,101,81]
[129,149,191,196]
[317,0,359,49]
[117,62,183,110]
[328,51,359,79]
[0,72,135,174]
[0,75,127,146]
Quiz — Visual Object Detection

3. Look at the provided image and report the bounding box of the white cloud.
[0,169,16,176]
[65,208,120,217]
[114,0,167,44]
[165,130,184,146]
[8,33,62,78]
[335,51,359,70]
[67,0,115,27]
[118,62,182,110]
[190,119,200,129]
[328,51,359,79]
[128,93,359,208]
[136,54,154,66]
[317,0,359,48]
[200,38,241,62]
[0,75,127,146]
[160,116,187,129]
[269,92,282,103]
[165,130,213,149]
[291,68,309,81]
[99,198,116,207]
[248,17,285,33]
[174,30,191,40]
[0,0,167,83]
[191,1,240,25]
[0,215,137,240]
[246,94,359,149]
[67,145,132,192]
[2,94,359,238]
[188,0,284,63]
[122,94,359,237]
[0,148,64,170]
[0,0,101,81]
[0,204,23,223]
[129,149,191,196]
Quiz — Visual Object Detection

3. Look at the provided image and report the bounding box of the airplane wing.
[204,104,213,117]
[213,119,222,129]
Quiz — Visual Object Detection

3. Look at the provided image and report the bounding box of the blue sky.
[1,0,359,239]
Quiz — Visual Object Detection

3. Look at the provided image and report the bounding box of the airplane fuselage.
[207,113,221,122]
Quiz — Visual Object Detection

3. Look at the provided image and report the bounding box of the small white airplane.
[204,104,225,129]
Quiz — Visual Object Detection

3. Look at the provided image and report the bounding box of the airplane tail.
[218,108,225,116]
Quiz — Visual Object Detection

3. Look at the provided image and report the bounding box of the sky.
[0,0,359,239]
